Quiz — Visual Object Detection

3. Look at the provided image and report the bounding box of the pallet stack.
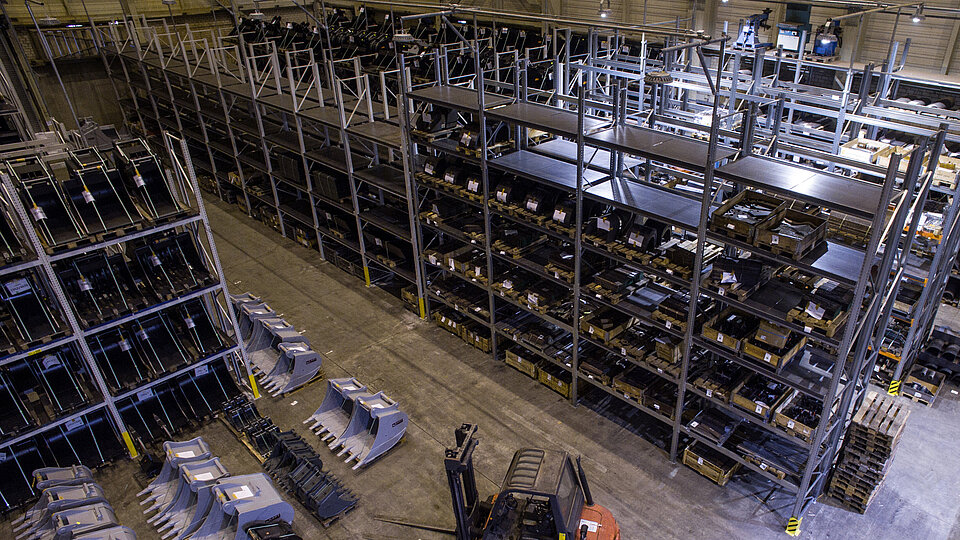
[827,391,910,513]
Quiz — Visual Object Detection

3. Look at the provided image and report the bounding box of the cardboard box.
[683,442,741,486]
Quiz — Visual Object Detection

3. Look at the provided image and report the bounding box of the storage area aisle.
[4,195,958,539]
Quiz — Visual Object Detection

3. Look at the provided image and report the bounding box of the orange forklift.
[445,423,620,540]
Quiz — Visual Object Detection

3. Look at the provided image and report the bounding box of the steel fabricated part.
[139,438,212,514]
[190,473,294,540]
[332,391,408,469]
[303,378,368,443]
[32,465,96,491]
[258,342,322,396]
[71,525,139,539]
[14,483,109,539]
[30,502,121,540]
[151,458,230,539]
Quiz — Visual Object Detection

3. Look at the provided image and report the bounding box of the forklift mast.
[446,423,482,540]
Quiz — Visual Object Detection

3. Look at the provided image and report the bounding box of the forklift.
[445,424,620,540]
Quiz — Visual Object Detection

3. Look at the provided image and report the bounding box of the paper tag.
[449,259,456,271]
[119,339,131,351]
[424,162,435,175]
[598,217,611,231]
[444,171,457,184]
[706,389,713,397]
[770,234,779,245]
[526,199,539,212]
[503,279,513,289]
[665,321,672,329]
[720,272,737,284]
[5,278,30,296]
[195,364,209,376]
[805,302,825,320]
[621,347,627,355]
[763,352,772,363]
[578,519,599,533]
[230,485,254,499]
[588,326,594,334]
[804,325,813,333]
[150,255,162,267]
[194,472,214,481]
[755,404,763,414]
[697,457,704,465]
[41,355,61,369]
[690,421,699,428]
[527,293,538,306]
[497,190,508,203]
[82,190,95,204]
[467,179,479,192]
[716,334,724,343]
[133,174,146,187]
[64,418,84,432]
[718,287,724,297]
[474,266,481,276]
[653,403,660,410]
[726,223,735,230]
[30,206,47,220]
[184,316,195,328]
[459,132,472,145]
[136,329,149,341]
[429,254,437,265]
[375,237,383,247]
[787,420,795,429]
[78,278,93,291]
[137,388,154,401]
[759,463,768,470]
[553,209,566,222]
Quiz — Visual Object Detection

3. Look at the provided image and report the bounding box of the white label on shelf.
[553,209,566,222]
[598,217,611,231]
[184,316,195,329]
[690,421,699,428]
[718,287,724,296]
[82,190,95,204]
[497,190,508,203]
[137,329,149,341]
[42,355,61,369]
[424,163,435,175]
[755,404,763,414]
[428,254,437,265]
[653,403,660,410]
[5,278,30,296]
[325,212,332,221]
[759,463,768,470]
[449,259,456,271]
[915,391,922,398]
[119,339,131,351]
[697,457,704,465]
[763,352,772,363]
[137,388,154,402]
[78,278,93,292]
[150,255,162,267]
[716,334,724,343]
[64,418,84,432]
[588,326,594,334]
[134,174,146,187]
[375,237,383,247]
[726,223,735,230]
[503,279,513,289]
[526,199,539,212]
[787,420,796,429]
[556,272,561,279]
[30,206,47,221]
[706,389,713,397]
[804,326,812,333]
[657,367,664,373]
[194,472,214,481]
[596,293,602,298]
[444,171,457,184]
[467,179,479,192]
[527,293,538,306]
[770,234,780,245]
[475,266,481,276]
[195,364,209,376]
[621,347,626,355]
[874,364,880,372]
[665,321,672,329]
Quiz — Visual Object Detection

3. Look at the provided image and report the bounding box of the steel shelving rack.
[98,10,960,533]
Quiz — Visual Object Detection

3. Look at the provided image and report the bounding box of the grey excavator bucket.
[259,343,322,396]
[151,457,230,539]
[228,293,259,310]
[15,483,109,538]
[29,466,95,492]
[72,525,138,539]
[139,438,212,515]
[190,473,294,540]
[237,302,275,345]
[331,391,408,469]
[303,378,367,443]
[29,502,120,540]
[247,319,308,376]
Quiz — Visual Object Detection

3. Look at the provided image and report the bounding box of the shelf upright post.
[164,132,258,399]
[184,38,226,201]
[891,128,950,384]
[397,52,428,319]
[332,60,373,286]
[571,83,586,406]
[671,38,726,463]
[471,13,499,365]
[785,124,905,537]
[0,175,137,457]
[243,42,286,239]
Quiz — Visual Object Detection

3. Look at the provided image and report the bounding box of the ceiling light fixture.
[912,4,925,23]
[598,0,612,19]
[250,0,265,20]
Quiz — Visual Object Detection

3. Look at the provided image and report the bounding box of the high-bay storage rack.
[98,7,960,532]
[0,131,250,513]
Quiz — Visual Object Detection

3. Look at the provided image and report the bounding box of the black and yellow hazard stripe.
[887,380,901,396]
[786,516,801,536]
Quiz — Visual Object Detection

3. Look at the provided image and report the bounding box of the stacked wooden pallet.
[827,391,910,513]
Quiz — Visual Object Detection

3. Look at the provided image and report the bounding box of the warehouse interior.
[1,1,960,539]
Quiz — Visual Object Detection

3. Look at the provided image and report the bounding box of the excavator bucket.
[259,342,322,396]
[228,292,260,309]
[139,437,212,515]
[72,525,138,539]
[237,302,275,345]
[190,474,294,540]
[14,483,108,539]
[247,319,309,376]
[30,465,95,492]
[29,502,120,540]
[332,392,408,469]
[303,378,367,442]
[152,458,230,539]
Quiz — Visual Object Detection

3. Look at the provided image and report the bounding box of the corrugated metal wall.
[4,0,960,75]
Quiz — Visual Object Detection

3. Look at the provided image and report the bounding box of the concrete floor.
[5,196,960,539]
